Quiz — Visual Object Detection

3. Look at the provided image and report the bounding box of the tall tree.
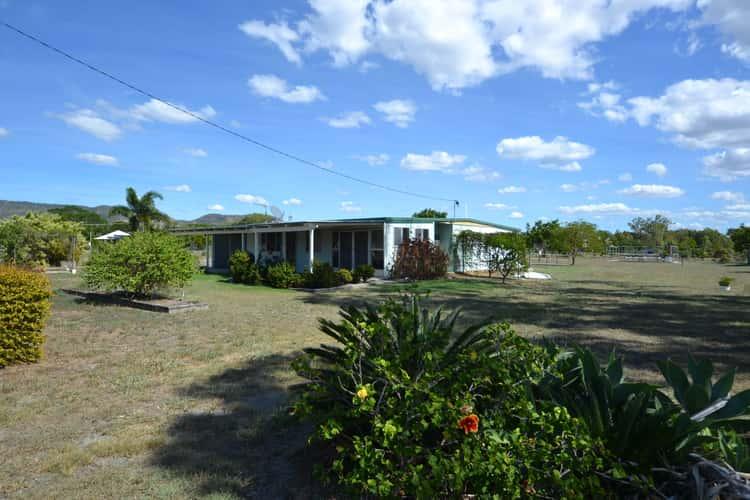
[109,188,169,232]
[628,215,672,248]
[729,224,750,264]
[412,208,448,218]
[525,219,562,253]
[558,221,600,265]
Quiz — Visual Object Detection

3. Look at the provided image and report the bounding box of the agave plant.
[292,292,496,418]
[538,349,750,472]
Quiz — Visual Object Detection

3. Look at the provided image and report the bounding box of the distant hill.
[0,200,115,220]
[187,213,245,225]
[0,199,244,226]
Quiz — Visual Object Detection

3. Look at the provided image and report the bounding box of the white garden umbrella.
[94,230,131,241]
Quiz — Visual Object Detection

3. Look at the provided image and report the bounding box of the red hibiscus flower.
[458,414,479,434]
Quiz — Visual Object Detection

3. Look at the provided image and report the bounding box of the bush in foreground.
[293,294,750,497]
[84,232,197,298]
[0,265,52,367]
[292,294,616,497]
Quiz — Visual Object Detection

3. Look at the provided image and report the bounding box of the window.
[415,228,430,241]
[260,232,282,252]
[393,227,410,246]
[371,229,384,270]
[331,231,340,267]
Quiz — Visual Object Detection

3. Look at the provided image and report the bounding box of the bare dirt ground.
[1,258,747,498]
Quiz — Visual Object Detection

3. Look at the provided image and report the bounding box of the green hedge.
[0,265,52,367]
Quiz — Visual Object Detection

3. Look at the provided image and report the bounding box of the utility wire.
[3,21,460,206]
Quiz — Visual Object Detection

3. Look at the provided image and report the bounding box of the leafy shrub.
[352,264,375,283]
[229,250,255,283]
[293,294,617,497]
[0,265,52,367]
[335,268,352,285]
[266,262,299,289]
[390,238,449,280]
[83,232,197,297]
[303,261,338,288]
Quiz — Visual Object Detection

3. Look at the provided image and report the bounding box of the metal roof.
[169,216,520,235]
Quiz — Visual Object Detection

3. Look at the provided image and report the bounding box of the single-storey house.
[170,216,519,277]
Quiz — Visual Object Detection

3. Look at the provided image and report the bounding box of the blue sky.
[1,0,749,230]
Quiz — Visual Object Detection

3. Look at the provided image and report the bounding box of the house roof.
[169,216,520,235]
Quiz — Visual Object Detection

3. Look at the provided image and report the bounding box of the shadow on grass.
[301,278,750,379]
[151,353,332,499]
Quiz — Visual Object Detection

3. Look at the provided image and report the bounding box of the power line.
[3,21,460,206]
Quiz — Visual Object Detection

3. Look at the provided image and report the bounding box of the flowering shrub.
[292,293,616,497]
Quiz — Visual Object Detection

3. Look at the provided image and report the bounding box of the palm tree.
[109,187,169,231]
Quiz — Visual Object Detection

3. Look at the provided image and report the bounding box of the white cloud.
[239,1,717,91]
[646,162,668,176]
[554,162,583,172]
[628,78,750,150]
[373,100,416,128]
[75,152,119,166]
[618,172,633,182]
[324,111,371,128]
[578,90,628,122]
[702,148,750,181]
[712,191,745,203]
[235,194,270,206]
[498,185,526,194]
[461,165,502,182]
[0,127,8,137]
[400,151,466,172]
[165,184,192,193]
[184,148,207,157]
[496,136,594,167]
[207,204,225,211]
[238,20,301,64]
[509,211,524,219]
[340,200,361,213]
[283,197,303,205]
[618,184,685,198]
[559,202,639,215]
[560,179,611,193]
[484,202,513,210]
[726,203,750,210]
[248,74,324,103]
[230,119,242,129]
[131,99,216,124]
[353,153,389,166]
[698,1,750,63]
[58,109,122,141]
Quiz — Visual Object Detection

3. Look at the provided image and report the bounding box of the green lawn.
[1,258,749,498]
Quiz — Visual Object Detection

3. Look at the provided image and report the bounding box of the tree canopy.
[412,208,448,218]
[0,212,85,266]
[235,213,275,224]
[48,205,108,228]
[109,187,169,232]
